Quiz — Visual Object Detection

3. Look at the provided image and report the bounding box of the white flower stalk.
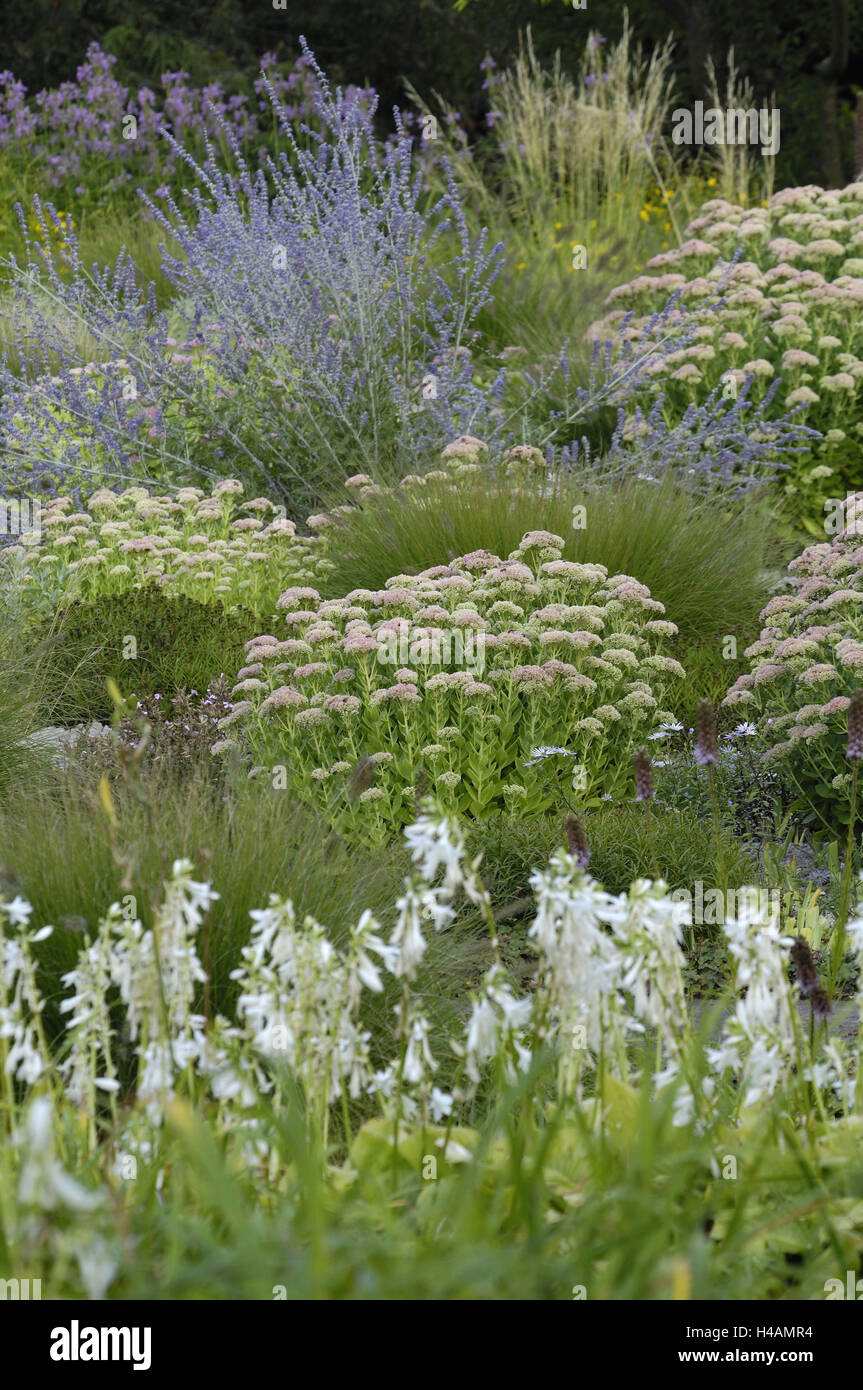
[233,899,371,1114]
[59,910,119,1115]
[707,890,796,1111]
[402,1006,438,1086]
[205,1016,272,1109]
[528,851,628,1084]
[403,805,488,908]
[347,909,391,997]
[388,883,430,981]
[611,879,693,1059]
[404,808,470,899]
[806,1038,856,1113]
[137,1038,177,1125]
[429,1086,453,1122]
[15,1095,103,1213]
[464,963,533,1087]
[152,861,215,1038]
[368,1062,419,1122]
[0,898,53,1087]
[107,863,215,1123]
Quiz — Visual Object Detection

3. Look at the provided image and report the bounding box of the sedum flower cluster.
[588,180,863,523]
[1,477,330,624]
[220,525,685,830]
[724,492,863,823]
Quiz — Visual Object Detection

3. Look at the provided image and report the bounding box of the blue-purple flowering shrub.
[1,40,805,516]
[0,44,373,208]
[0,43,508,509]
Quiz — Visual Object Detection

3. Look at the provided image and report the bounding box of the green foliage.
[36,586,260,724]
[652,736,793,840]
[319,460,776,653]
[4,1047,863,1299]
[468,802,753,905]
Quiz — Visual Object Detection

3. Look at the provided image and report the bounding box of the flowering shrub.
[220,526,685,832]
[92,679,242,773]
[587,181,863,529]
[0,44,504,506]
[724,493,863,827]
[0,44,371,205]
[0,478,329,624]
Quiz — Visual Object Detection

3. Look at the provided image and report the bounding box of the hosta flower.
[15,1097,103,1213]
[707,896,795,1109]
[402,1008,438,1085]
[464,964,532,1085]
[388,885,430,980]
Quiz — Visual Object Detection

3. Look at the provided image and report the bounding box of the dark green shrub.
[38,586,261,724]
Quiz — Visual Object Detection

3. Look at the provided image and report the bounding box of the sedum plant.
[724,492,863,829]
[587,180,863,532]
[218,526,685,834]
[1,476,330,626]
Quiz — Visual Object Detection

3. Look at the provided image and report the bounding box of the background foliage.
[6,0,863,187]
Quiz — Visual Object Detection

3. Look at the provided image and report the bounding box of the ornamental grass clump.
[725,493,863,830]
[220,528,685,835]
[588,180,863,530]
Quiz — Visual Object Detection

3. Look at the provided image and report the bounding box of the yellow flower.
[706,177,717,188]
[639,209,649,222]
